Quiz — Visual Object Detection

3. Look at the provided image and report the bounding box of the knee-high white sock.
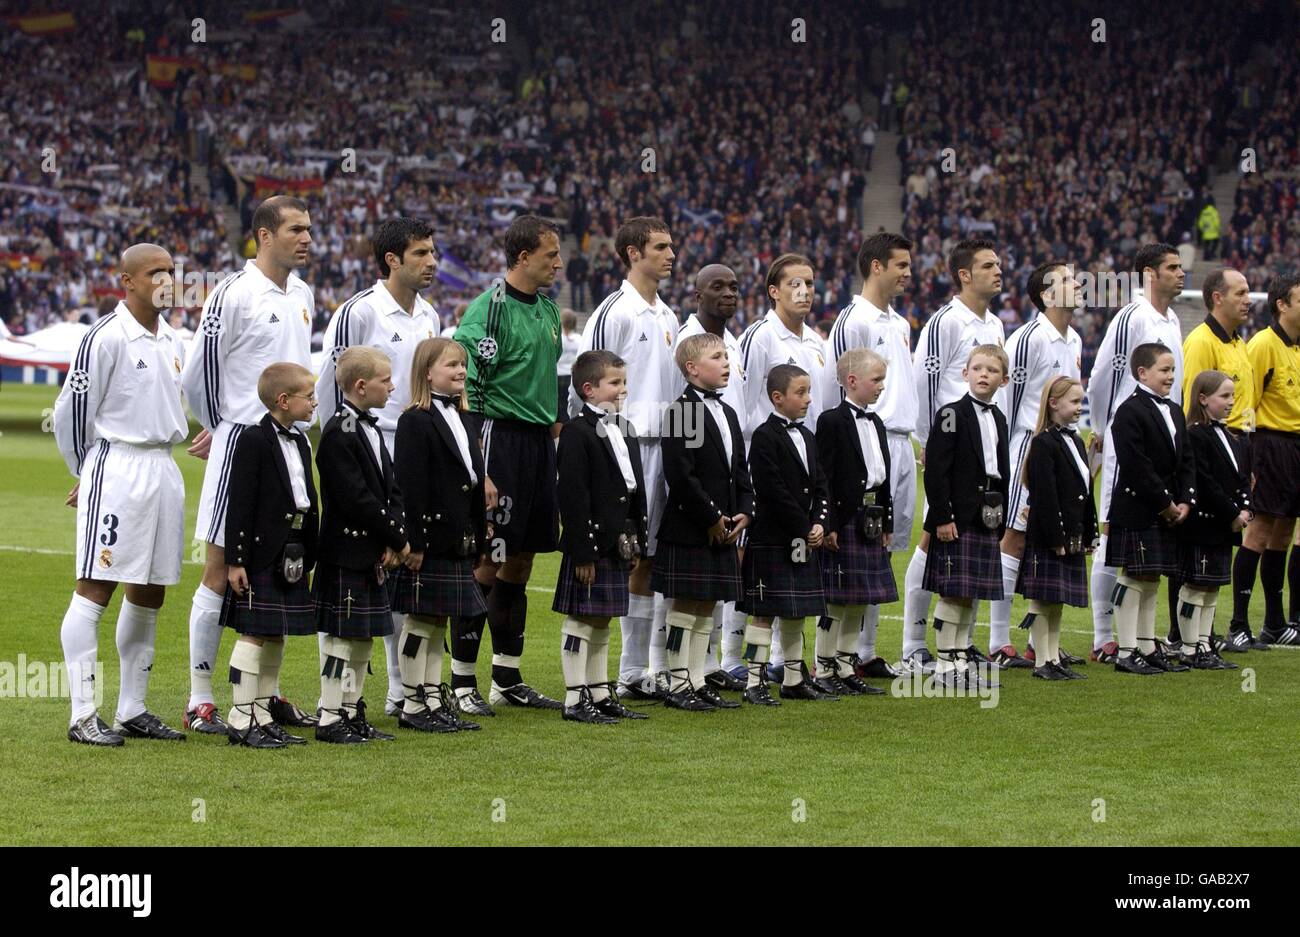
[424,619,447,697]
[688,614,714,687]
[648,592,669,675]
[384,613,404,704]
[1047,606,1063,663]
[228,640,262,731]
[587,625,612,702]
[720,601,744,672]
[664,609,693,692]
[857,605,878,662]
[619,593,653,685]
[836,605,866,676]
[1091,535,1117,649]
[317,631,328,710]
[779,618,805,687]
[114,598,157,723]
[935,621,960,675]
[258,638,283,725]
[815,612,840,678]
[61,592,105,726]
[705,602,724,674]
[1136,579,1160,655]
[1200,597,1218,648]
[743,623,772,689]
[561,617,594,707]
[400,615,436,714]
[319,635,353,726]
[1113,573,1143,658]
[902,547,933,658]
[1175,585,1202,652]
[1027,601,1050,668]
[187,583,224,708]
[343,639,372,717]
[988,553,1020,653]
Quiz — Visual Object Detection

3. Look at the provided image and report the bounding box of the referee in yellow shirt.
[1231,273,1300,648]
[1173,269,1255,648]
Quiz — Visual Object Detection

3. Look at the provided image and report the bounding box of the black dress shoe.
[263,722,307,745]
[397,708,451,733]
[1053,661,1086,680]
[705,669,748,692]
[1032,663,1068,681]
[594,695,649,719]
[855,656,899,679]
[664,689,716,711]
[114,711,186,740]
[563,695,620,724]
[229,724,288,748]
[816,673,855,696]
[694,685,740,709]
[269,696,318,727]
[491,681,564,710]
[840,673,885,695]
[780,679,840,700]
[347,700,395,740]
[315,718,368,743]
[1115,653,1162,675]
[1144,647,1189,672]
[617,680,660,701]
[742,683,781,706]
[1058,648,1086,666]
[68,712,124,747]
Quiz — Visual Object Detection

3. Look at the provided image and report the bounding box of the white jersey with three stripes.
[912,296,1006,447]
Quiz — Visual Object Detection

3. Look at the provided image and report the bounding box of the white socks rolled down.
[988,552,1020,653]
[188,583,224,709]
[743,623,772,689]
[561,617,596,707]
[619,592,653,685]
[1090,533,1117,649]
[61,592,105,726]
[902,546,933,659]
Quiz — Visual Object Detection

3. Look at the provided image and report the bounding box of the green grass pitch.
[1,382,1296,845]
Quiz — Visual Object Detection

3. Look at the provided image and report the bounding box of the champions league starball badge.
[68,369,91,394]
[200,313,223,337]
[923,355,942,375]
[477,337,498,361]
[1011,366,1029,384]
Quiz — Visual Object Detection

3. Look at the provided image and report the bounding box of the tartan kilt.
[1106,525,1177,577]
[822,523,898,606]
[651,541,742,602]
[219,566,316,637]
[553,553,632,617]
[313,562,394,639]
[387,557,487,619]
[1016,545,1088,608]
[738,544,827,619]
[1178,542,1232,587]
[922,527,1003,600]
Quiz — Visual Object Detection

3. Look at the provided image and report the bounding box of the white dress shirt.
[586,404,637,491]
[785,420,809,472]
[277,427,311,510]
[699,390,733,466]
[1138,385,1177,444]
[1062,427,1090,484]
[434,396,478,487]
[970,395,1001,478]
[848,403,887,488]
[1213,423,1239,473]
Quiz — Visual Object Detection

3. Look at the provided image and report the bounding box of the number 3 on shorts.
[99,513,120,547]
[494,495,512,528]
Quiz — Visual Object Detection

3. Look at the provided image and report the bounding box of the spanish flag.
[146,55,189,88]
[8,12,76,34]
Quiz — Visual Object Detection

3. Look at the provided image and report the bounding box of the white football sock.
[114,598,157,723]
[256,637,282,725]
[227,640,261,731]
[648,592,669,675]
[664,609,693,693]
[988,552,1020,653]
[704,602,724,674]
[743,623,771,689]
[587,625,612,703]
[619,592,653,685]
[1090,534,1117,649]
[857,605,878,662]
[187,583,224,709]
[902,547,932,658]
[400,615,436,715]
[384,614,404,704]
[780,618,805,687]
[561,617,594,707]
[61,592,105,725]
[720,601,745,672]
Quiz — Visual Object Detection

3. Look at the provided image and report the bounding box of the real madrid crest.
[664,331,671,347]
[302,307,309,325]
[815,353,824,367]
[173,356,181,373]
[99,549,113,568]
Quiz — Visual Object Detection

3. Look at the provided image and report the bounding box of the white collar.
[620,278,666,316]
[854,294,895,321]
[765,308,815,343]
[375,280,430,318]
[950,295,989,324]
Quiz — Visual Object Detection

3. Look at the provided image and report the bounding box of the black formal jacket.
[1108,389,1197,529]
[393,402,487,559]
[815,400,893,535]
[748,413,832,545]
[1182,422,1251,547]
[657,384,755,547]
[557,405,649,562]
[1022,424,1097,551]
[923,394,1010,536]
[225,413,319,574]
[316,402,407,569]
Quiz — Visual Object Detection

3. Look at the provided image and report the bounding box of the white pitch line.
[5,544,1294,647]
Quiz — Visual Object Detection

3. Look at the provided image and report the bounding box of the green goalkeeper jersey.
[455,282,561,425]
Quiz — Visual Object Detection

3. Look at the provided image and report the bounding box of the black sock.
[450,581,493,689]
[488,579,527,686]
[1289,547,1300,624]
[1230,547,1260,630]
[1166,572,1182,642]
[1259,549,1287,633]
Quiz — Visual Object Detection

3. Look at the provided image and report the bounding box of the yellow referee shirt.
[1182,315,1255,430]
[1247,322,1300,433]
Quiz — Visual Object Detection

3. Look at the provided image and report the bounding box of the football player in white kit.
[180,196,317,734]
[986,261,1085,667]
[573,217,679,698]
[1084,243,1185,660]
[677,263,749,691]
[314,217,440,715]
[900,238,1006,673]
[823,232,916,677]
[737,254,831,677]
[54,243,189,745]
